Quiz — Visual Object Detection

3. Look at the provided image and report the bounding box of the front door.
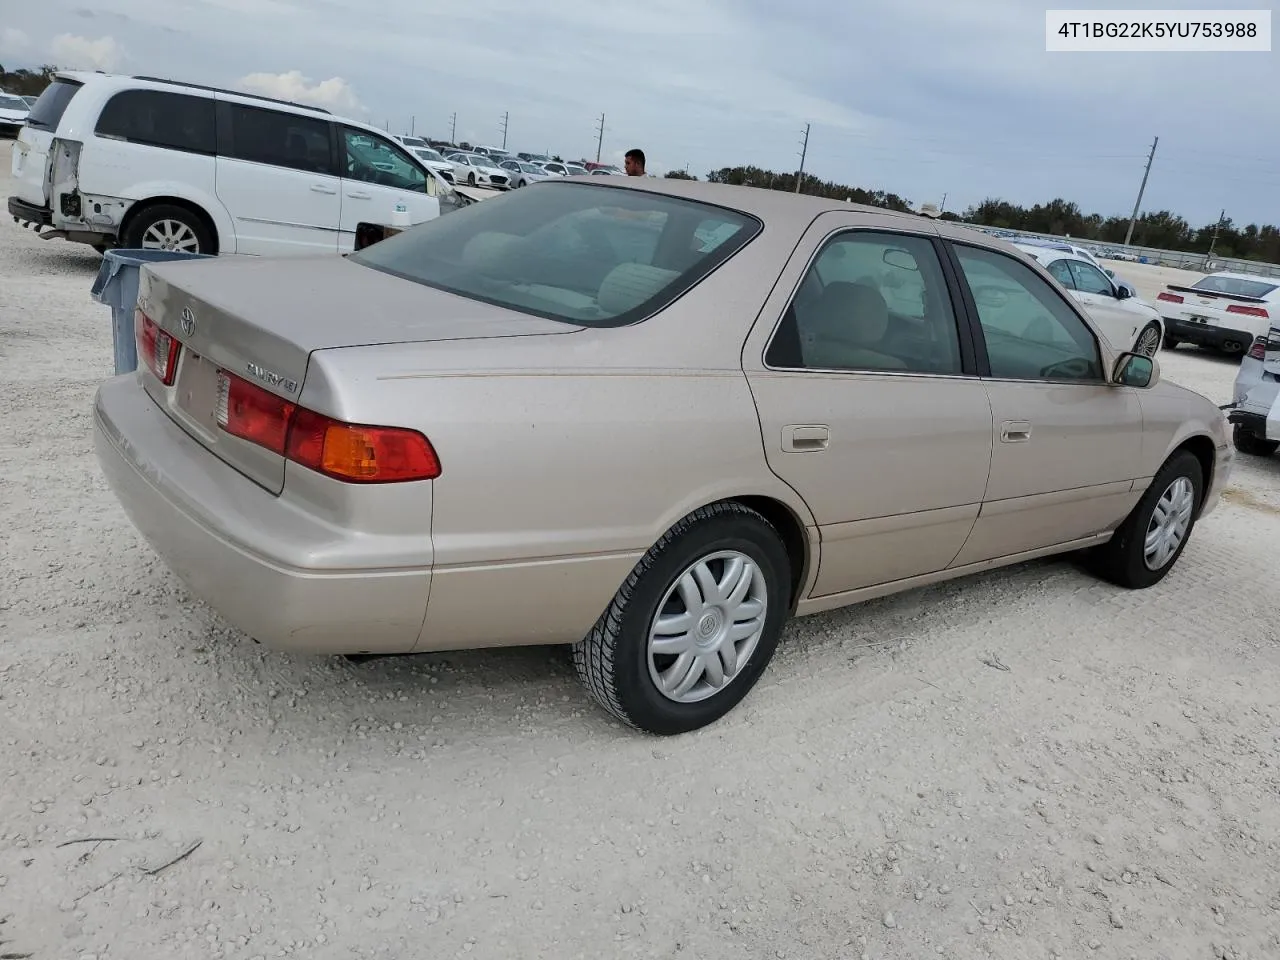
[213,101,341,256]
[945,240,1145,565]
[743,214,994,598]
[1064,258,1145,353]
[337,127,440,253]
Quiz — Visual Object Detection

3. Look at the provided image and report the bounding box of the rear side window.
[25,78,83,131]
[95,90,216,155]
[222,103,334,175]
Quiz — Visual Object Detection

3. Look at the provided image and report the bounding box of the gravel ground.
[3,140,1280,960]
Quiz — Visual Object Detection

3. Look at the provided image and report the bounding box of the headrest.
[811,281,890,345]
[597,262,680,315]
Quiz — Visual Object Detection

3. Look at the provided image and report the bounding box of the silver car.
[1227,325,1280,456]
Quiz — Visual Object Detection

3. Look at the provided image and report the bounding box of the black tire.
[123,203,214,254]
[1087,450,1203,589]
[467,172,476,185]
[1134,321,1162,357]
[1233,423,1279,457]
[572,501,791,735]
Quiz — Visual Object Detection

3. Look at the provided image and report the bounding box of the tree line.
[668,165,1280,265]
[0,64,57,97]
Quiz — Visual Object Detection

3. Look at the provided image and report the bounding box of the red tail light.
[1227,304,1269,318]
[1248,337,1267,360]
[135,310,180,385]
[1157,291,1184,304]
[216,370,440,482]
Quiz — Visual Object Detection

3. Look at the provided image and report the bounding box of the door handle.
[782,424,828,452]
[311,183,337,194]
[346,191,372,200]
[1000,420,1032,442]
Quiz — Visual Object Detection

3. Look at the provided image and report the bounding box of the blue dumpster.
[90,249,214,375]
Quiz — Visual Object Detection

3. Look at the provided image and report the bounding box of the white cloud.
[50,33,124,71]
[0,27,32,56]
[237,70,364,114]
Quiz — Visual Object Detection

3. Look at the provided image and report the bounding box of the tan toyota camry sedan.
[93,176,1232,735]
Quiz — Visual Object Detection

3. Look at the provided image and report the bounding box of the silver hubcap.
[647,550,768,704]
[1143,476,1194,570]
[1135,325,1160,357]
[141,219,200,252]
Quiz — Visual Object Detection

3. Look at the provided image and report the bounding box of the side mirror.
[1113,351,1157,388]
[1114,284,1132,299]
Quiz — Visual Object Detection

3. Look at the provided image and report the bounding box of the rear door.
[742,213,994,598]
[10,76,83,209]
[336,127,440,252]
[213,100,342,256]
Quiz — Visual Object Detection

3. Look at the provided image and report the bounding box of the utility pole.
[594,112,606,163]
[940,192,947,213]
[449,112,457,143]
[795,122,810,193]
[410,115,415,136]
[499,111,508,149]
[1123,136,1159,246]
[1207,208,1226,259]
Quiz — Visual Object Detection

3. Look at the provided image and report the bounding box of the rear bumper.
[92,374,432,655]
[8,195,52,226]
[1164,316,1254,351]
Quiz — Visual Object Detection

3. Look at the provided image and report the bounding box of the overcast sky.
[2,0,1276,228]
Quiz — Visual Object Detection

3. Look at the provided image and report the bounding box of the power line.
[795,122,810,194]
[499,111,509,150]
[594,112,606,163]
[1124,136,1159,246]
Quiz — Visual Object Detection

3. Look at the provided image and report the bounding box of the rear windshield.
[1192,275,1278,299]
[350,181,761,327]
[25,78,83,131]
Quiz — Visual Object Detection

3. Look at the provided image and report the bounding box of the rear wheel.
[1134,321,1161,358]
[572,502,791,735]
[1086,450,1203,589]
[1233,423,1279,457]
[123,204,213,254]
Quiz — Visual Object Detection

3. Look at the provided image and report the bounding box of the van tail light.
[216,370,440,482]
[1248,336,1267,361]
[1157,291,1184,304]
[135,309,180,385]
[1227,304,1269,318]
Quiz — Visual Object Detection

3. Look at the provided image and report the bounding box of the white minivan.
[8,72,460,256]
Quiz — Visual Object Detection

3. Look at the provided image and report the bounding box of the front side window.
[342,128,427,192]
[223,103,333,174]
[95,90,216,155]
[1067,260,1114,296]
[953,243,1103,382]
[765,230,963,375]
[349,181,760,327]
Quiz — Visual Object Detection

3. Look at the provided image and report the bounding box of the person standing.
[624,148,646,176]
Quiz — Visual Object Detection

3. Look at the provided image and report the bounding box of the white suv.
[8,72,460,256]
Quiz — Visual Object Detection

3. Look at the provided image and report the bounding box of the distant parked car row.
[0,91,31,137]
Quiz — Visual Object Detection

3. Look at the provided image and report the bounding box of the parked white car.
[0,92,29,137]
[498,158,553,187]
[1156,271,1280,356]
[408,145,455,182]
[1226,325,1280,456]
[539,161,569,176]
[8,71,453,256]
[1016,237,1139,297]
[446,152,509,188]
[1014,243,1164,357]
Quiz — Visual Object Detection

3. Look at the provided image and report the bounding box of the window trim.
[1066,259,1114,297]
[92,89,218,157]
[339,124,429,194]
[214,100,340,177]
[1044,257,1078,291]
[761,224,980,380]
[942,238,1108,385]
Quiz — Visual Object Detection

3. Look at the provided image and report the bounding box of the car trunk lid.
[136,254,581,494]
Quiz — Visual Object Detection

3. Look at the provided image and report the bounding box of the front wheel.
[1134,321,1161,358]
[1086,450,1203,589]
[572,502,791,735]
[1233,423,1279,457]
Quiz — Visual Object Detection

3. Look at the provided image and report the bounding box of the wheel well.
[1174,434,1216,516]
[731,496,810,611]
[118,197,220,254]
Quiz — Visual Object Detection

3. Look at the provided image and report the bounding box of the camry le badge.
[180,306,196,337]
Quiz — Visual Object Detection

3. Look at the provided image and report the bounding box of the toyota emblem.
[180,306,196,337]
